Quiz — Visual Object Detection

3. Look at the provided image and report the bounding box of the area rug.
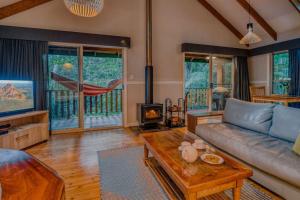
[98,146,281,200]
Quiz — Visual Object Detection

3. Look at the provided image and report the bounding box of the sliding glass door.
[184,54,233,112]
[184,54,210,111]
[211,56,233,111]
[83,47,123,129]
[47,45,124,132]
[48,46,80,130]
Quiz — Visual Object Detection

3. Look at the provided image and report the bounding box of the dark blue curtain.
[0,38,48,110]
[289,48,300,108]
[234,56,250,101]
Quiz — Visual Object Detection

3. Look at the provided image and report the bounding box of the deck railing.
[47,89,122,120]
[185,88,209,110]
[185,84,232,111]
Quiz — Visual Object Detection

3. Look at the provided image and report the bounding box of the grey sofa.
[195,98,300,200]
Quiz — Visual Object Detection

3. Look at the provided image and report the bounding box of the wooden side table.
[187,111,223,133]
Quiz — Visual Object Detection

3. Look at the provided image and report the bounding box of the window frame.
[270,50,290,95]
[182,52,234,112]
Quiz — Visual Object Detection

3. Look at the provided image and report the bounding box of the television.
[0,80,35,117]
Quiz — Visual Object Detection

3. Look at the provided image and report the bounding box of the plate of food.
[200,153,224,165]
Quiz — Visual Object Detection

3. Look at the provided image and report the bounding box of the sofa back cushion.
[270,105,300,142]
[224,98,275,134]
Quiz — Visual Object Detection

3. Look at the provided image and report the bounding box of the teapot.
[181,145,198,163]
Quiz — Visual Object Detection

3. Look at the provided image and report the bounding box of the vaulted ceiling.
[0,0,299,48]
[204,0,299,46]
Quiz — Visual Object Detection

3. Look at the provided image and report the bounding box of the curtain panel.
[233,56,250,101]
[289,48,300,108]
[0,38,48,110]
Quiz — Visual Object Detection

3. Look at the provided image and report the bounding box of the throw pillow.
[293,134,300,156]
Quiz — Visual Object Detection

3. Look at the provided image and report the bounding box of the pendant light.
[64,0,104,17]
[239,0,262,45]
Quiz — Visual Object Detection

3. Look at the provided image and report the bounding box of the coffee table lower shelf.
[145,157,185,200]
[145,157,239,200]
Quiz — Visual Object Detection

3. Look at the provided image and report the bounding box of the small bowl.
[192,143,206,150]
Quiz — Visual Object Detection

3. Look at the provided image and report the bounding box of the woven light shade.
[239,23,262,45]
[64,0,104,17]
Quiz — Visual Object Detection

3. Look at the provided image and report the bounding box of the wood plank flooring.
[26,128,154,200]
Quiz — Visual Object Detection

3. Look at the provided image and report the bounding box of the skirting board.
[125,121,139,127]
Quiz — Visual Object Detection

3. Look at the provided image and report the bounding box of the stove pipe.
[145,0,153,104]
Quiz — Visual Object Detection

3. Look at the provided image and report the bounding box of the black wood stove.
[137,66,163,129]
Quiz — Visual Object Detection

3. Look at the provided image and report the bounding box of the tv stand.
[0,111,49,149]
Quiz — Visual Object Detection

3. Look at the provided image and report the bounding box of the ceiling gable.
[0,0,299,48]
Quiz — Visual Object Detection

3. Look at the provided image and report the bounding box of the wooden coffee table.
[142,130,253,200]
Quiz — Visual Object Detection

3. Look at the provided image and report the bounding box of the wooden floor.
[26,128,157,200]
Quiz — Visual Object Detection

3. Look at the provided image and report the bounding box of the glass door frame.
[49,42,127,134]
[182,52,234,112]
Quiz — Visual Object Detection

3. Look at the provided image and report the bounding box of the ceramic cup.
[178,141,192,151]
[192,142,206,150]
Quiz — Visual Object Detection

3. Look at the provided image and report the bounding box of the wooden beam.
[182,43,249,57]
[236,0,277,41]
[0,25,131,48]
[197,0,248,46]
[0,0,53,20]
[289,0,300,14]
[249,38,300,56]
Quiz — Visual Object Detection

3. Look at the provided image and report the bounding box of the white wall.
[248,54,271,95]
[0,0,252,125]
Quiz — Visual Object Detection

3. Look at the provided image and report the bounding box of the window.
[272,52,290,95]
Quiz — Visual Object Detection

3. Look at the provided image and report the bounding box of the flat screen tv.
[0,80,35,117]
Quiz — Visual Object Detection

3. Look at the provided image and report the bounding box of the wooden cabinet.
[187,111,223,133]
[0,111,49,150]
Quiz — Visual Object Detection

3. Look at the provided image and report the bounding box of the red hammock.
[51,72,122,96]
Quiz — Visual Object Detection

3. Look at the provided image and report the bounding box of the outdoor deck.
[48,89,123,130]
[51,114,122,130]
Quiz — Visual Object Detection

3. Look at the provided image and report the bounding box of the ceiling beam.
[0,0,53,20]
[197,0,248,46]
[289,0,300,14]
[236,0,277,41]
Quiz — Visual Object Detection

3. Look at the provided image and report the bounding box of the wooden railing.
[185,88,209,110]
[185,84,232,111]
[47,89,122,119]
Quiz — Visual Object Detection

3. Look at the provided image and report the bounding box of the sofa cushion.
[270,105,300,142]
[224,98,275,134]
[196,123,300,188]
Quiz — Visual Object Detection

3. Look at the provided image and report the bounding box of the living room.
[0,0,299,200]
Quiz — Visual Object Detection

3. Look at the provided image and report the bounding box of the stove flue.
[137,0,163,129]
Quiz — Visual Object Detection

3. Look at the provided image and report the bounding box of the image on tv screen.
[0,80,34,114]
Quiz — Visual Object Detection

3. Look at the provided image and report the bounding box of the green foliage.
[272,52,290,95]
[184,59,233,89]
[48,54,122,90]
[185,61,209,89]
[83,56,122,87]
